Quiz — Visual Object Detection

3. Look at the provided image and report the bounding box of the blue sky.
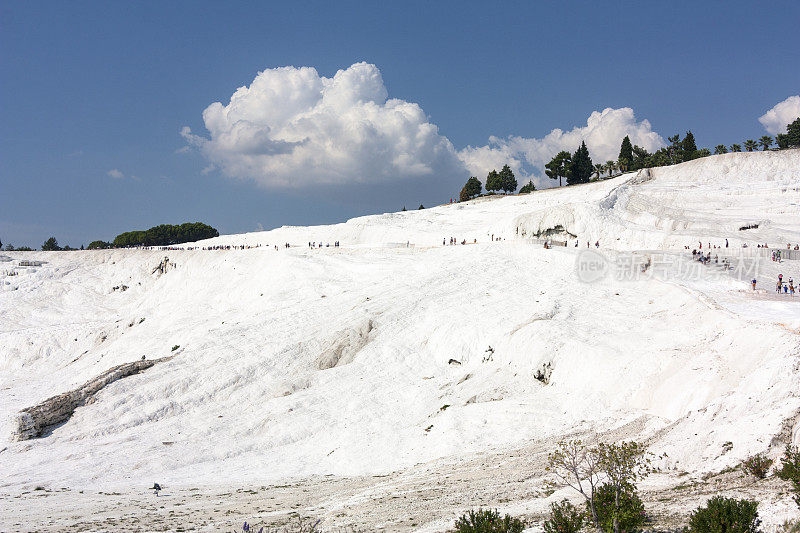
[1,1,799,248]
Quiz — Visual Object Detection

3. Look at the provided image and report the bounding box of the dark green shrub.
[589,483,646,532]
[543,499,584,533]
[689,496,760,532]
[453,509,525,533]
[777,445,800,508]
[742,454,773,479]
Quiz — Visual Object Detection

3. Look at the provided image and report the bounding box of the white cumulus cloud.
[107,169,124,179]
[183,62,666,191]
[758,95,800,135]
[182,62,463,188]
[459,107,665,188]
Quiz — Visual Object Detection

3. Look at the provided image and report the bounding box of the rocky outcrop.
[12,356,171,441]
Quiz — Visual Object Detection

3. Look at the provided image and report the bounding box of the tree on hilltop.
[568,141,593,185]
[631,145,650,170]
[681,131,698,161]
[618,136,633,172]
[787,117,800,147]
[714,145,728,154]
[42,237,61,251]
[730,143,742,152]
[759,135,774,151]
[546,151,572,187]
[485,169,502,192]
[459,176,482,202]
[498,164,517,193]
[519,180,536,194]
[744,139,758,151]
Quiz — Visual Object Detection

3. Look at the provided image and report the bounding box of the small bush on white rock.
[453,509,525,533]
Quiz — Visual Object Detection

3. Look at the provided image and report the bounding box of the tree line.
[1,222,219,251]
[457,116,800,201]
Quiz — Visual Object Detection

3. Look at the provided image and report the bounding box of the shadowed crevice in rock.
[13,356,173,441]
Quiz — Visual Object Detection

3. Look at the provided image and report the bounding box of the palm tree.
[593,163,604,180]
[714,145,728,155]
[759,135,773,151]
[606,160,616,176]
[729,144,742,152]
[744,139,758,152]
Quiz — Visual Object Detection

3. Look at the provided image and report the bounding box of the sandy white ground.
[1,150,799,531]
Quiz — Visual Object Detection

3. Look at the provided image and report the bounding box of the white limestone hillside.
[1,150,799,530]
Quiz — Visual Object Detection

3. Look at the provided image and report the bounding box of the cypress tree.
[618,136,633,171]
[568,142,593,185]
[682,131,698,161]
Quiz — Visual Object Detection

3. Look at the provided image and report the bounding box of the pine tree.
[498,164,517,193]
[618,136,633,172]
[485,169,502,192]
[459,176,482,202]
[568,142,593,185]
[545,151,571,187]
[631,145,650,170]
[681,131,698,161]
[418,204,425,210]
[667,134,683,164]
[787,117,800,147]
[519,180,536,194]
[42,237,61,251]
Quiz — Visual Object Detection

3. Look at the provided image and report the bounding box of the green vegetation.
[518,180,536,194]
[568,141,593,185]
[618,135,633,172]
[453,509,525,533]
[543,500,583,533]
[688,496,761,532]
[112,222,219,248]
[590,483,646,533]
[545,151,572,187]
[460,176,483,201]
[87,240,112,249]
[41,237,61,251]
[546,440,650,532]
[741,454,773,479]
[485,165,517,194]
[777,445,800,508]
